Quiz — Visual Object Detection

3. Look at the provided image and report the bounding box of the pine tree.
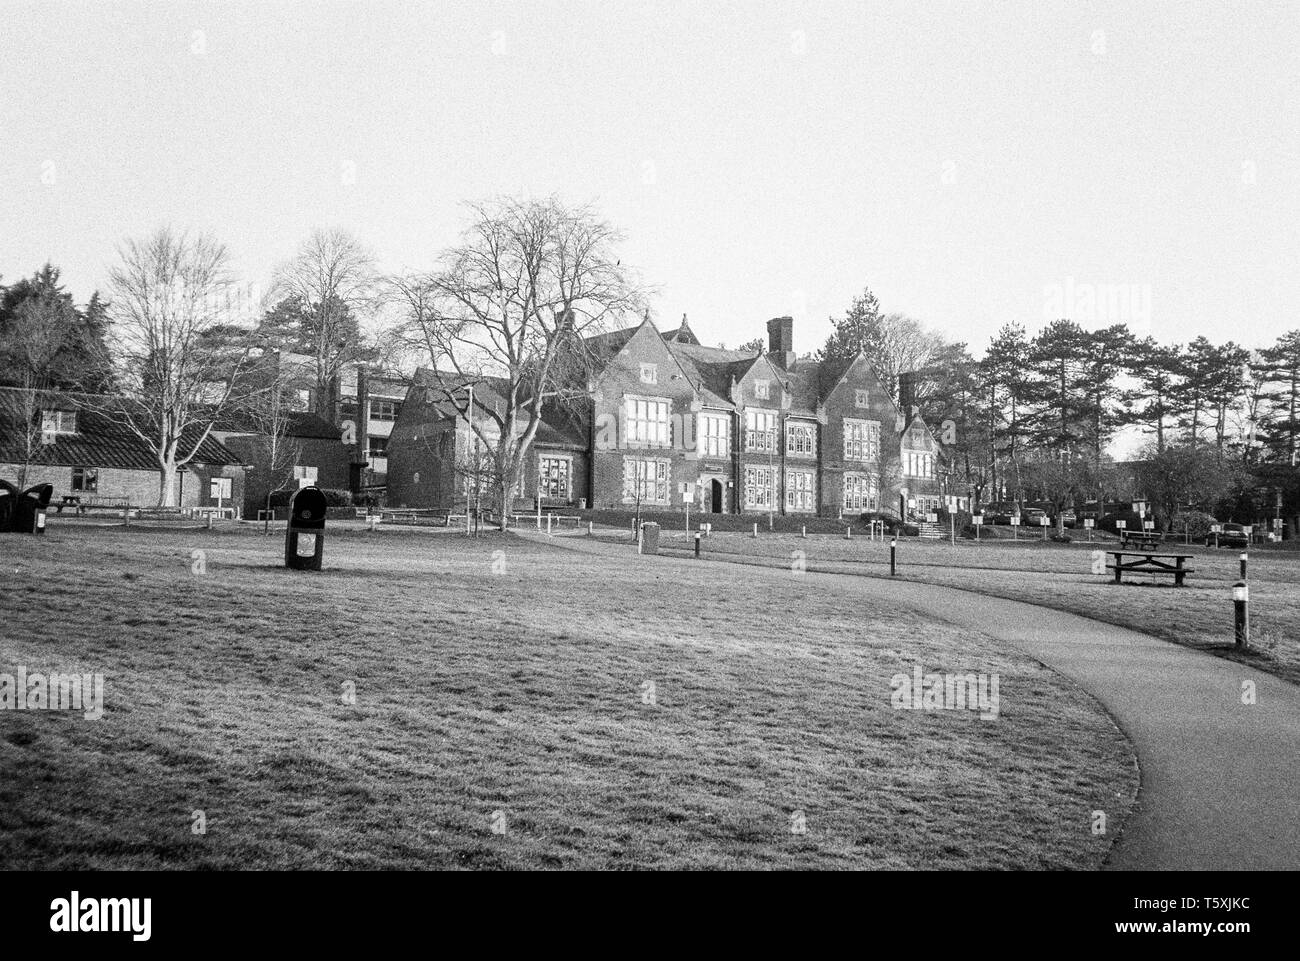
[1122,338,1182,452]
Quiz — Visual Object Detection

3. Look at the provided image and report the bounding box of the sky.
[2,0,1297,360]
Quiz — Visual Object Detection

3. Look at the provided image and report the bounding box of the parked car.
[984,502,1016,524]
[1207,522,1251,548]
[1056,509,1077,528]
[1020,507,1048,527]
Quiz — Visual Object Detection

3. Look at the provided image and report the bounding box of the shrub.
[268,487,353,508]
[1173,510,1217,540]
[1098,510,1143,534]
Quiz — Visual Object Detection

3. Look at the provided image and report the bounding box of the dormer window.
[639,363,658,385]
[41,409,77,434]
[754,380,771,400]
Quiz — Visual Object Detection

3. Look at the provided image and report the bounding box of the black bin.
[0,480,16,532]
[284,485,327,571]
[11,483,52,535]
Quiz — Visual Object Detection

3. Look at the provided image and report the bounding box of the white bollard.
[801,525,806,539]
[752,523,758,538]
[587,521,593,536]
[845,526,851,539]
[547,514,553,535]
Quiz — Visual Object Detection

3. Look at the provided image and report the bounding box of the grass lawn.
[1,522,1135,870]
[641,528,1300,686]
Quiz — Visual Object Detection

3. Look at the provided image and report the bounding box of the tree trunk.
[158,461,178,507]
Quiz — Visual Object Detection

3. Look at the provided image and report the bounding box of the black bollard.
[694,532,702,559]
[890,537,897,576]
[1240,552,1248,580]
[1233,581,1249,648]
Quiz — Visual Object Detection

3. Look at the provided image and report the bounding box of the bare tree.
[1,295,81,488]
[268,229,379,420]
[241,371,304,521]
[98,227,251,506]
[392,197,643,528]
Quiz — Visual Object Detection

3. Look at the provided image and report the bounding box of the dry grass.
[645,529,1300,686]
[1,523,1135,869]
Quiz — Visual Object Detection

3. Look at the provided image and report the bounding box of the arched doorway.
[710,479,723,513]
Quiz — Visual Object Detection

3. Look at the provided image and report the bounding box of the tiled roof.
[407,369,587,449]
[211,409,343,440]
[0,387,244,471]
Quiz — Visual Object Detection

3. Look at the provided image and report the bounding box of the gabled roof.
[662,315,701,345]
[404,369,586,448]
[0,387,244,471]
[211,409,343,440]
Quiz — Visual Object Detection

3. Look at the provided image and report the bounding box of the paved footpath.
[523,530,1300,871]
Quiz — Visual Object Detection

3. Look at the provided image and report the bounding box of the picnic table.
[1107,549,1196,587]
[1119,529,1163,551]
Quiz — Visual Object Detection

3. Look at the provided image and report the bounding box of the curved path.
[523,530,1300,870]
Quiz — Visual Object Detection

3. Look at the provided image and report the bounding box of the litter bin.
[0,480,17,532]
[11,483,52,535]
[284,485,327,571]
[640,521,660,555]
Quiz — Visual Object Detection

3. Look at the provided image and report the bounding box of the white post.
[950,513,955,546]
[587,520,593,536]
[845,526,851,539]
[752,523,758,538]
[801,525,806,539]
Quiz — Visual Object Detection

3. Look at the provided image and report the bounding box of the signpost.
[1039,513,1049,540]
[972,513,983,542]
[1211,523,1221,548]
[1083,517,1094,543]
[1010,515,1020,541]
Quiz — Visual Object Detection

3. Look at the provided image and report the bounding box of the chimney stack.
[767,316,795,368]
[898,371,917,418]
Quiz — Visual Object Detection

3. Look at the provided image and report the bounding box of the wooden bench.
[1106,550,1196,587]
[192,506,235,520]
[75,498,133,516]
[1119,529,1162,551]
[380,508,450,526]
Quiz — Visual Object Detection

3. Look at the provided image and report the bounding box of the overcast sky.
[2,1,1296,358]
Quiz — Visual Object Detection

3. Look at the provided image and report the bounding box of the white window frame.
[699,412,730,458]
[843,473,878,512]
[625,395,672,447]
[843,418,881,461]
[744,465,776,510]
[753,380,771,400]
[639,362,658,385]
[71,466,98,492]
[904,449,934,478]
[623,457,671,505]
[41,409,77,434]
[785,469,816,512]
[744,408,777,453]
[370,399,401,421]
[786,420,816,457]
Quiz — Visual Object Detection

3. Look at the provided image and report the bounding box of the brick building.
[386,315,945,519]
[0,387,246,512]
